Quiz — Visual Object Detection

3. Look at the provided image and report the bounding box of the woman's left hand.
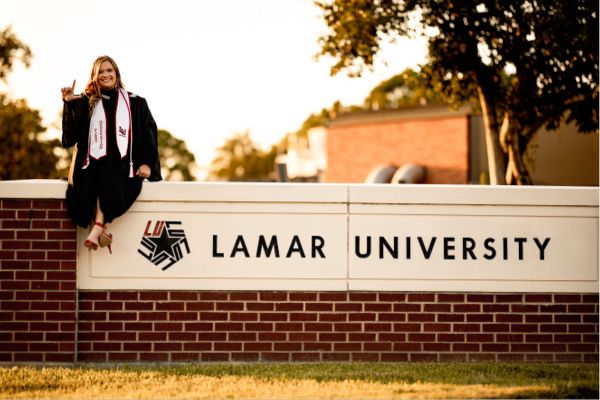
[136,164,151,179]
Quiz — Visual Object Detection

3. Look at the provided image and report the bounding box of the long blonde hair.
[84,55,125,115]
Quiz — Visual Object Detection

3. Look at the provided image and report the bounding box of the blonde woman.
[61,55,161,252]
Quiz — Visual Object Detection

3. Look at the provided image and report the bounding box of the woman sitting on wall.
[61,55,161,252]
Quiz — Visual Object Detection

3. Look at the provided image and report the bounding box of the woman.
[61,55,161,252]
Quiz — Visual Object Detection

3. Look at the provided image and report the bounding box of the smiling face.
[96,60,117,90]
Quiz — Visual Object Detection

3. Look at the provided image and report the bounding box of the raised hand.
[61,79,78,101]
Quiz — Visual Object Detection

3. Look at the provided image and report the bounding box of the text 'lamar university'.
[210,235,551,261]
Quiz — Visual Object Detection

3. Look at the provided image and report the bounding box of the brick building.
[321,105,599,185]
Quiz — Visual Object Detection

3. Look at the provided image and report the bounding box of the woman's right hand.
[61,79,78,101]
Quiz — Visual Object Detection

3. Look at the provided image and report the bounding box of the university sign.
[77,183,599,292]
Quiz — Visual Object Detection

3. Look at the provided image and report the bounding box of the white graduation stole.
[83,88,134,177]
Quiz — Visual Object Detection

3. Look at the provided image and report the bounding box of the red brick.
[16,231,44,240]
[495,294,523,302]
[186,302,215,311]
[319,313,347,322]
[306,303,333,312]
[437,313,464,322]
[353,352,380,362]
[305,323,333,332]
[245,323,274,331]
[466,333,493,342]
[156,301,185,311]
[540,324,567,333]
[365,303,392,312]
[511,324,538,333]
[154,322,183,332]
[3,241,30,250]
[553,294,581,303]
[336,303,362,312]
[275,323,302,332]
[410,353,438,362]
[259,332,286,341]
[381,353,409,362]
[525,294,552,303]
[453,343,480,352]
[496,334,523,342]
[215,322,243,331]
[323,352,351,361]
[275,342,302,351]
[247,302,273,311]
[333,323,360,332]
[320,293,348,301]
[424,323,451,332]
[453,324,481,332]
[467,314,493,322]
[229,292,257,301]
[275,303,303,311]
[229,332,256,341]
[261,352,289,362]
[140,292,168,301]
[229,313,259,322]
[260,292,287,301]
[349,293,376,302]
[405,293,433,302]
[169,312,199,321]
[469,353,497,362]
[244,342,272,351]
[525,314,552,323]
[437,294,465,302]
[141,352,169,362]
[349,313,377,322]
[483,304,509,313]
[349,333,376,342]
[438,333,464,342]
[216,302,244,311]
[289,293,317,301]
[168,292,197,301]
[424,342,450,352]
[231,352,259,362]
[155,342,183,351]
[259,313,287,322]
[454,304,480,312]
[199,312,228,321]
[482,323,510,332]
[290,313,316,322]
[319,332,346,342]
[555,314,582,323]
[525,334,553,343]
[440,353,468,362]
[408,333,435,342]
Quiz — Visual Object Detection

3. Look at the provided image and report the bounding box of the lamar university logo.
[138,220,191,270]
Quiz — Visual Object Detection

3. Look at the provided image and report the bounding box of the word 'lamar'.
[354,236,551,261]
[212,235,326,258]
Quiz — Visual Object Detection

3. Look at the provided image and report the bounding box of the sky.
[1,0,427,176]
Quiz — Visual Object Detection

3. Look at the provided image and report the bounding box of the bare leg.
[85,198,105,247]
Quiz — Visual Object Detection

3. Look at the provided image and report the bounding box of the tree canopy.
[316,0,598,184]
[209,131,277,181]
[158,129,197,181]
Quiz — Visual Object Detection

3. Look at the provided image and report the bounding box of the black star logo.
[148,226,180,262]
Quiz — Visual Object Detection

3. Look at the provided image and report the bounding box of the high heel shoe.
[99,231,113,254]
[84,221,104,251]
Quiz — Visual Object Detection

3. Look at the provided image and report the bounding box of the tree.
[158,129,197,181]
[209,131,277,181]
[316,0,598,184]
[0,26,63,180]
[0,26,32,81]
[363,68,449,110]
[0,94,63,180]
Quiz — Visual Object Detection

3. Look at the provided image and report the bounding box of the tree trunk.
[477,87,506,185]
[505,130,533,185]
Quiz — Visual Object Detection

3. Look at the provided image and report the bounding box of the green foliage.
[364,68,450,110]
[316,0,599,184]
[0,26,31,82]
[209,131,277,181]
[0,26,63,180]
[0,93,62,180]
[157,129,197,181]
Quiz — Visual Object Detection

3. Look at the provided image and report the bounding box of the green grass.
[1,362,598,399]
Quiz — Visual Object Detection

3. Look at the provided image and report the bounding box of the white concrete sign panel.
[2,181,592,292]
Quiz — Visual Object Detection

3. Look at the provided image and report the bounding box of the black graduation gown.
[62,88,162,228]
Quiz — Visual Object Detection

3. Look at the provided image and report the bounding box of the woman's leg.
[85,198,105,246]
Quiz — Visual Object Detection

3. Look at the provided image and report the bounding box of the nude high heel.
[83,221,104,251]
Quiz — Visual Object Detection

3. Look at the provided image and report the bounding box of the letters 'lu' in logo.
[138,221,190,270]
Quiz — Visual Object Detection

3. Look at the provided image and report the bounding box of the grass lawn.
[0,362,598,399]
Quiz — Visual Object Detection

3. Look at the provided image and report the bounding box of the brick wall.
[325,114,469,184]
[0,199,77,363]
[77,291,598,363]
[1,198,598,364]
